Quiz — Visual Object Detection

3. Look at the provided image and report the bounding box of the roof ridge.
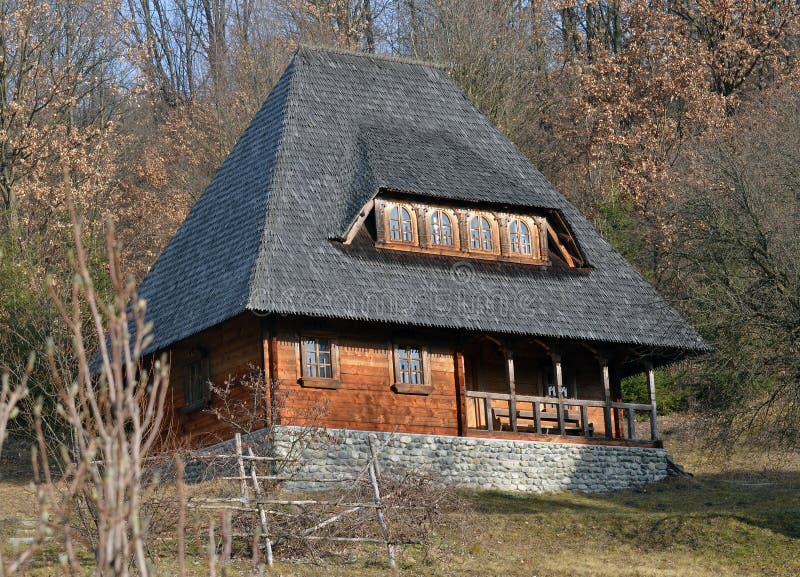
[296,44,450,70]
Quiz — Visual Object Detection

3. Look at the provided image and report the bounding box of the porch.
[459,338,661,446]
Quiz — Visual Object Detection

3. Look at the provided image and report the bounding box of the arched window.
[469,215,493,251]
[388,205,414,242]
[430,209,454,247]
[509,219,532,255]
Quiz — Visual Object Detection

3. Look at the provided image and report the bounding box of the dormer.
[367,194,585,268]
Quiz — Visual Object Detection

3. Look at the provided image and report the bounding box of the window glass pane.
[431,211,440,244]
[396,346,425,386]
[441,212,453,246]
[400,208,413,241]
[511,219,531,254]
[469,217,480,248]
[304,338,335,379]
[481,218,492,250]
[389,207,400,240]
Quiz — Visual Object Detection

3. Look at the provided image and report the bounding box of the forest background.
[1,0,798,451]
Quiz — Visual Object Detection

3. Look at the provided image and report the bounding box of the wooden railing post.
[646,362,659,441]
[506,350,518,433]
[580,405,590,437]
[601,361,613,439]
[484,396,494,431]
[626,407,636,439]
[554,354,565,436]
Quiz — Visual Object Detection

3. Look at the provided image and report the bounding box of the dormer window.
[430,209,454,247]
[389,205,414,242]
[470,215,494,251]
[371,196,562,267]
[509,218,533,255]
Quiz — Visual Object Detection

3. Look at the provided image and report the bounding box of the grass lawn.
[1,417,798,576]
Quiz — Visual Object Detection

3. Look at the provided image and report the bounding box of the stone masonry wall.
[189,426,669,493]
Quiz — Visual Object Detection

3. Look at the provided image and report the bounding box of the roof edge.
[244,57,297,311]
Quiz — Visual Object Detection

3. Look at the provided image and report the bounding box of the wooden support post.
[626,407,636,440]
[368,435,398,575]
[647,362,659,441]
[259,319,272,428]
[506,350,518,433]
[484,396,494,431]
[454,351,468,436]
[534,400,542,434]
[601,361,613,439]
[554,355,565,436]
[267,326,279,425]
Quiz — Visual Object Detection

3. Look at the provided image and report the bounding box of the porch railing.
[465,391,658,442]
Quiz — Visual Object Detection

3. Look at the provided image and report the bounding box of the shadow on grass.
[468,470,800,543]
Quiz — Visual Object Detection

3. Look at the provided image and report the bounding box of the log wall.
[271,327,460,436]
[158,315,639,447]
[161,313,263,448]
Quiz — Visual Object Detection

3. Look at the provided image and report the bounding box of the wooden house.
[136,48,707,452]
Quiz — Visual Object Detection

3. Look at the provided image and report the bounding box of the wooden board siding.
[156,314,633,447]
[271,329,460,437]
[161,313,264,448]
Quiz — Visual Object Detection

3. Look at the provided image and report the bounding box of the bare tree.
[0,0,123,233]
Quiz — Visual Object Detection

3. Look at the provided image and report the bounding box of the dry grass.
[1,418,798,576]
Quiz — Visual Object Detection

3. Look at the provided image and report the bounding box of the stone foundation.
[190,426,669,493]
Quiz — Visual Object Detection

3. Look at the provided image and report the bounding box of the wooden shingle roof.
[136,47,708,356]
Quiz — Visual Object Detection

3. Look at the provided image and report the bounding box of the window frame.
[181,347,211,413]
[467,213,498,254]
[385,203,417,245]
[390,343,433,395]
[508,217,540,258]
[298,335,341,389]
[428,208,458,249]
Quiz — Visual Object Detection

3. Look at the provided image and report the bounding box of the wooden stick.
[302,506,361,536]
[368,435,398,575]
[208,518,218,577]
[234,433,249,503]
[220,475,356,482]
[191,497,406,508]
[222,510,232,566]
[185,453,291,462]
[176,457,186,577]
[248,447,273,567]
[300,536,388,544]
